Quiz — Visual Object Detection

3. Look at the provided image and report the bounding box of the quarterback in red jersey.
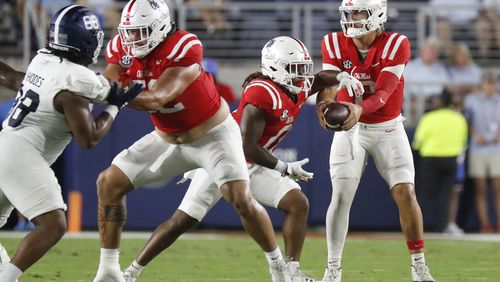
[93,1,279,281]
[316,0,435,281]
[117,36,344,282]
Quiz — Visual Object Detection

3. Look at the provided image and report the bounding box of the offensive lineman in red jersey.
[92,1,280,281]
[316,0,435,282]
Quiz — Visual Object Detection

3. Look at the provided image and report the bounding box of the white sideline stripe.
[54,5,79,44]
[1,231,499,242]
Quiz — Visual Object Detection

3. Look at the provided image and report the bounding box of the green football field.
[1,232,499,281]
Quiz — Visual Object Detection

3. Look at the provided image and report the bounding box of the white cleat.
[269,259,286,282]
[284,267,315,282]
[412,264,435,282]
[93,267,126,282]
[320,267,341,282]
[123,266,141,282]
[443,222,465,236]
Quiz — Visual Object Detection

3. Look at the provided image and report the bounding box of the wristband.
[104,105,119,120]
[274,160,288,175]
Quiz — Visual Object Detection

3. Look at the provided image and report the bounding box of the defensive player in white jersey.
[0,5,141,282]
[316,0,435,281]
[93,1,282,281]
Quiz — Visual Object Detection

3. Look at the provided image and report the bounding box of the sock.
[127,260,145,274]
[264,247,283,265]
[0,262,22,281]
[98,248,120,268]
[327,257,341,269]
[287,261,300,273]
[411,252,426,265]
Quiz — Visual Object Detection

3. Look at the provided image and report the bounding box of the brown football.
[323,103,350,131]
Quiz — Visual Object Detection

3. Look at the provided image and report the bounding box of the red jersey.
[321,32,411,123]
[232,78,310,152]
[105,30,220,133]
[216,82,237,104]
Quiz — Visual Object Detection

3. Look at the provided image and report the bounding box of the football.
[323,103,350,131]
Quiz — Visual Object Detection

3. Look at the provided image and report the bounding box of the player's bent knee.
[392,183,417,202]
[96,166,132,201]
[33,209,67,240]
[279,190,309,215]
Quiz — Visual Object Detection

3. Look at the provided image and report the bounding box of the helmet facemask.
[92,30,104,64]
[286,61,314,94]
[118,25,154,58]
[339,0,387,38]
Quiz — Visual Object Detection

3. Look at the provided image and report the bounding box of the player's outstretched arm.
[127,64,200,111]
[0,61,25,92]
[54,84,142,149]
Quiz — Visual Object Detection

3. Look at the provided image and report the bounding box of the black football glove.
[106,82,143,108]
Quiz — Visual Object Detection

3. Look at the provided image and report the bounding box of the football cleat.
[123,264,142,282]
[93,267,126,282]
[321,266,342,282]
[269,259,286,282]
[411,263,435,282]
[284,266,316,282]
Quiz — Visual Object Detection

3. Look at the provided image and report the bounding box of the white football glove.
[336,71,364,97]
[275,158,314,181]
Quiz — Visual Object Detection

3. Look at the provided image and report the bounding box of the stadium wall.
[62,104,483,232]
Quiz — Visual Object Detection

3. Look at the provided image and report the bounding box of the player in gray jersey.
[0,5,142,281]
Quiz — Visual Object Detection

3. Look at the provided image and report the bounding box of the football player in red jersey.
[92,0,281,281]
[315,1,435,282]
[119,36,340,282]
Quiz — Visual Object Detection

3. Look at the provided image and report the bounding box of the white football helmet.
[339,0,387,38]
[118,0,172,58]
[261,36,314,94]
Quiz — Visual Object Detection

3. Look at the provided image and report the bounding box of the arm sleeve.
[359,36,411,114]
[64,68,110,103]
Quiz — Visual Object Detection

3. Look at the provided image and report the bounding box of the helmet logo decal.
[343,60,352,69]
[148,0,160,10]
[265,39,276,48]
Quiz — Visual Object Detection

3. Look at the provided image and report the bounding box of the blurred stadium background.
[0,0,499,234]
